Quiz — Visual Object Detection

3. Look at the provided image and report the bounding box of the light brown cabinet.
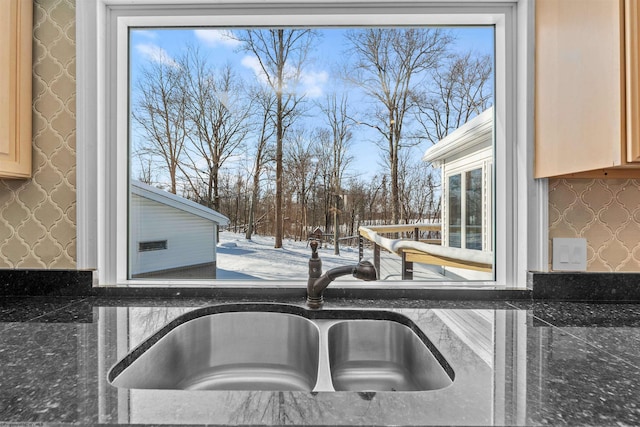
[0,0,32,179]
[535,0,640,178]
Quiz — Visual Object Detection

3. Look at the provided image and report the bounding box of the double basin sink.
[108,304,454,392]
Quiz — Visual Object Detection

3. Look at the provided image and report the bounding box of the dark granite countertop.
[1,296,639,426]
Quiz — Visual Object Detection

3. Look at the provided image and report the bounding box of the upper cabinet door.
[535,0,640,178]
[0,0,32,179]
[627,0,640,163]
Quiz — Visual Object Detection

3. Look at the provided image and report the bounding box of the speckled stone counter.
[1,296,639,426]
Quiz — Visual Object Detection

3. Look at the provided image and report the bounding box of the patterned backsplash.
[549,179,640,271]
[0,0,639,272]
[0,0,76,268]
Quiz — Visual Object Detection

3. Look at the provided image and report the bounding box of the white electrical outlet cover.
[552,238,587,271]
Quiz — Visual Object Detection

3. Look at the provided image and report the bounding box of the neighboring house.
[422,107,493,279]
[129,180,229,279]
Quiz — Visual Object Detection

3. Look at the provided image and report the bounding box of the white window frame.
[76,0,547,288]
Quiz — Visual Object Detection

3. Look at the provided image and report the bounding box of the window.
[77,0,546,288]
[128,25,494,281]
[138,240,168,252]
[446,167,488,250]
[448,174,462,248]
[465,168,483,250]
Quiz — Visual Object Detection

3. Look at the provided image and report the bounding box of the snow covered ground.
[216,231,362,281]
[216,231,449,281]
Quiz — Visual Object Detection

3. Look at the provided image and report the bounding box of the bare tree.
[132,57,187,194]
[179,47,252,211]
[398,149,440,228]
[344,28,452,225]
[317,93,353,254]
[343,176,368,237]
[132,148,156,185]
[312,128,333,232]
[234,29,318,248]
[364,174,387,225]
[231,172,247,232]
[246,86,276,240]
[283,128,320,242]
[414,52,493,144]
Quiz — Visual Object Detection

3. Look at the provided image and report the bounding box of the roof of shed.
[131,180,229,225]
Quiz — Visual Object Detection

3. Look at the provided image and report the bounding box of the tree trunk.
[274,29,285,249]
[246,169,260,240]
[390,120,400,225]
[333,204,340,255]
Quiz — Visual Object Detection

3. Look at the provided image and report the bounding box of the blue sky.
[129,26,494,184]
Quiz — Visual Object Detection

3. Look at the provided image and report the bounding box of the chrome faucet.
[306,240,377,309]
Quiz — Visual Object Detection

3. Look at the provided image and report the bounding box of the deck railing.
[357,224,493,280]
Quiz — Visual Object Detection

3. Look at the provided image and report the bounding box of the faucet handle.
[310,240,319,257]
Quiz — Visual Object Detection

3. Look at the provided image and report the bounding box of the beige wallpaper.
[0,0,76,269]
[549,178,640,272]
[0,1,639,273]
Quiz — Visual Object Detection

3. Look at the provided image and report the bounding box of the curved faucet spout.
[306,248,377,309]
[352,260,377,281]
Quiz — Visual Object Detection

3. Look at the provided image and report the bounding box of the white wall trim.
[75,0,96,270]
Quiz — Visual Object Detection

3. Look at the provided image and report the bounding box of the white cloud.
[241,55,328,98]
[300,70,329,98]
[241,55,269,84]
[135,43,179,67]
[194,29,241,48]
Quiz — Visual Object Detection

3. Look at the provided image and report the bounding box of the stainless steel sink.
[108,304,454,392]
[327,320,453,391]
[109,312,320,391]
